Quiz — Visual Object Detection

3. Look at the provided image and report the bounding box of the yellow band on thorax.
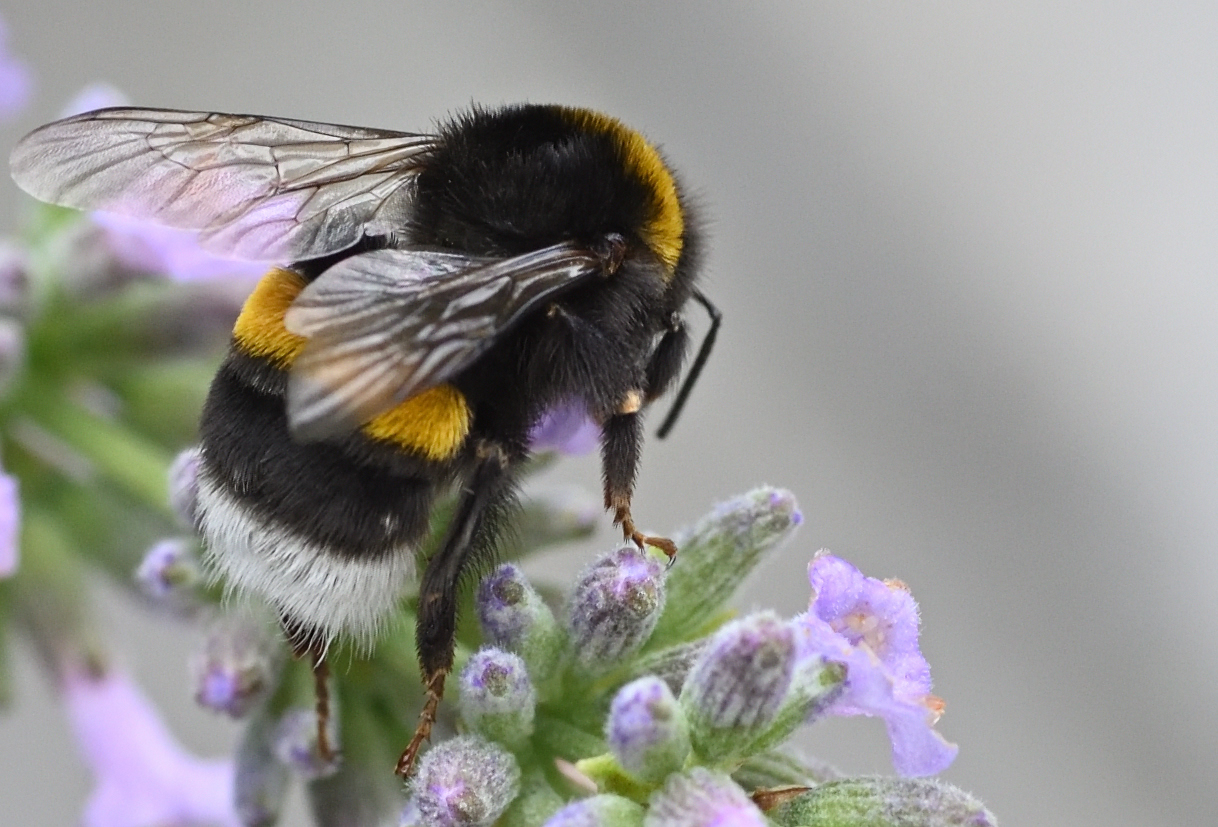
[233,268,471,461]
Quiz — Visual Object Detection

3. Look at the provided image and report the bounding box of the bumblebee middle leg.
[396,440,515,777]
[601,411,676,558]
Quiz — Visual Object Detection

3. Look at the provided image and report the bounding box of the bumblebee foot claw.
[616,510,677,561]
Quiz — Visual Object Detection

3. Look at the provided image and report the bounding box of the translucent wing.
[9,107,438,261]
[283,243,606,440]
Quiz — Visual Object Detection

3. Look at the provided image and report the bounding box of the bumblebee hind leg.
[397,439,516,777]
[283,619,337,762]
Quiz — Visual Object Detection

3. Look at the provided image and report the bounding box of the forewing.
[9,107,438,261]
[283,243,604,440]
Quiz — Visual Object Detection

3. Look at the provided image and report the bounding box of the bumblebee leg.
[284,621,337,762]
[397,440,515,777]
[601,411,677,559]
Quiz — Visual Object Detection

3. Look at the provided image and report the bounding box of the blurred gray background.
[2,2,1216,825]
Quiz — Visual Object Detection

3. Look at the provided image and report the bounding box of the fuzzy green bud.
[767,778,996,827]
[410,735,522,827]
[543,794,645,827]
[458,648,536,748]
[477,564,565,683]
[606,677,690,784]
[567,545,666,674]
[650,487,801,649]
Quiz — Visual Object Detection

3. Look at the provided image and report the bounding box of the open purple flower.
[62,666,240,827]
[0,470,19,578]
[0,14,31,120]
[529,400,600,455]
[792,553,957,777]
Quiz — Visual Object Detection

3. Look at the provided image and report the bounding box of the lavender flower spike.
[191,613,283,718]
[272,707,340,779]
[168,445,203,529]
[410,734,522,827]
[568,544,666,673]
[644,768,766,827]
[459,648,537,748]
[62,666,240,827]
[793,552,958,777]
[0,470,19,578]
[607,676,691,784]
[0,14,31,120]
[134,538,200,607]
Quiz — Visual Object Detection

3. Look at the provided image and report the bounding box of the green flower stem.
[531,712,605,761]
[9,507,105,676]
[21,383,174,517]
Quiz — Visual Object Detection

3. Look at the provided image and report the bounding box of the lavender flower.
[0,470,18,578]
[190,614,283,718]
[90,211,266,282]
[410,734,522,827]
[529,401,600,454]
[0,14,31,120]
[678,612,797,763]
[62,667,240,827]
[134,538,200,605]
[0,240,29,315]
[477,564,565,682]
[567,545,666,672]
[272,707,340,780]
[0,317,24,396]
[644,768,766,827]
[793,553,958,777]
[543,795,645,827]
[458,648,537,748]
[606,677,690,784]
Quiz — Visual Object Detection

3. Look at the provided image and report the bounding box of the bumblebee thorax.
[410,104,685,275]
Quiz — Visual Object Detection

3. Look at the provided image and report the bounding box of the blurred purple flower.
[645,768,766,827]
[90,212,266,283]
[792,553,957,776]
[59,81,128,117]
[0,15,32,120]
[0,470,19,578]
[529,401,600,455]
[62,666,240,827]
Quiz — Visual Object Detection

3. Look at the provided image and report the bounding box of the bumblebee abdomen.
[232,268,472,462]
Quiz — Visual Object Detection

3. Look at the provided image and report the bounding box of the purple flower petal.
[0,15,31,120]
[0,471,19,578]
[90,212,267,282]
[529,401,600,455]
[62,667,240,827]
[794,553,958,776]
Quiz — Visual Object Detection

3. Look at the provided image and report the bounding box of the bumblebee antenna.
[656,289,721,439]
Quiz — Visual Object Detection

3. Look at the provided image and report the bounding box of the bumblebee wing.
[9,107,437,261]
[283,243,604,440]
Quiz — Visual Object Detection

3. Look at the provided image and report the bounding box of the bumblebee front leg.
[601,408,677,559]
[396,440,515,777]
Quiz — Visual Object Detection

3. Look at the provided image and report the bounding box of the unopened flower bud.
[135,538,200,606]
[410,734,521,827]
[567,545,666,673]
[606,677,690,784]
[168,446,202,529]
[191,615,282,718]
[272,707,340,779]
[459,648,536,748]
[477,565,564,681]
[766,778,996,827]
[543,795,644,827]
[680,612,797,762]
[644,768,766,827]
[650,487,801,649]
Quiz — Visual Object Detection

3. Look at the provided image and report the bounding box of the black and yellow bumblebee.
[10,103,718,774]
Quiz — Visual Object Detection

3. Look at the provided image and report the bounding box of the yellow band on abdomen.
[233,268,471,461]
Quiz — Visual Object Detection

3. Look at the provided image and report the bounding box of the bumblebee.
[10,103,717,774]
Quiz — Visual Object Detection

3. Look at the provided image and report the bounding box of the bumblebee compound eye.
[590,232,628,276]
